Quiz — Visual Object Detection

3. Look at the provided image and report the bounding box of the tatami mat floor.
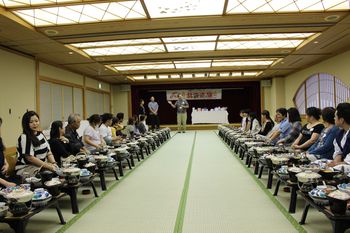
[1,131,342,233]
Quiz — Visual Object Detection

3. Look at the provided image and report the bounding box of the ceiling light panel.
[166,42,216,52]
[13,1,146,26]
[244,71,261,76]
[112,62,174,71]
[212,59,275,67]
[174,60,212,69]
[217,40,304,49]
[162,36,217,43]
[144,0,225,18]
[219,33,315,40]
[71,38,162,48]
[146,75,157,79]
[182,73,194,78]
[132,75,145,80]
[226,0,350,14]
[0,0,79,7]
[83,44,165,56]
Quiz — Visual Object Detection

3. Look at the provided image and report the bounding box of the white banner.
[166,89,222,100]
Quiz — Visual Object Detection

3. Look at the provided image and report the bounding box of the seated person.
[291,107,324,150]
[133,115,141,135]
[49,121,71,166]
[65,113,88,155]
[277,107,302,145]
[137,115,148,134]
[16,111,58,177]
[240,109,249,132]
[269,108,291,143]
[258,110,274,136]
[257,115,281,140]
[115,113,126,136]
[0,117,16,187]
[124,117,135,138]
[327,103,350,167]
[307,107,339,161]
[248,112,261,136]
[83,114,105,152]
[99,113,121,145]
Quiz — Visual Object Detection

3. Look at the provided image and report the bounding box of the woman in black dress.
[138,99,146,117]
[49,121,71,166]
[258,110,274,136]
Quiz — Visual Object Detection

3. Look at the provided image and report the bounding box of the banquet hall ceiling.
[0,0,350,84]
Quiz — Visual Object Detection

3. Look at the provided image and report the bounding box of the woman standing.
[49,121,71,166]
[83,114,105,152]
[16,111,58,177]
[258,110,274,136]
[138,99,146,117]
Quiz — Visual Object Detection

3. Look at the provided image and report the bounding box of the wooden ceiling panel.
[63,63,116,76]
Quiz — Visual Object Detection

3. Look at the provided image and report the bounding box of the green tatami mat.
[63,132,196,233]
[181,131,298,233]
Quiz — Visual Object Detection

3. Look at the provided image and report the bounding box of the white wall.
[0,49,36,147]
[111,85,130,121]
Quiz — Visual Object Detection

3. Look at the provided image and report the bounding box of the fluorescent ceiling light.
[170,74,180,78]
[217,40,304,49]
[132,75,145,80]
[13,1,146,26]
[244,71,260,76]
[174,60,212,69]
[226,0,350,14]
[158,74,170,79]
[219,33,315,40]
[146,75,157,79]
[71,38,162,48]
[194,73,207,78]
[212,59,275,66]
[144,0,225,18]
[113,62,174,71]
[162,36,217,43]
[166,42,216,52]
[83,44,165,56]
[182,73,194,78]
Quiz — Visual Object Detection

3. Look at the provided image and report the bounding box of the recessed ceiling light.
[281,61,285,64]
[313,41,319,44]
[324,15,340,22]
[68,51,74,55]
[44,29,59,36]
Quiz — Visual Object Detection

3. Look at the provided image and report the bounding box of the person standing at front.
[168,94,189,133]
[148,96,160,131]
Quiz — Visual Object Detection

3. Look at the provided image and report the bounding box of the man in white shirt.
[328,103,350,167]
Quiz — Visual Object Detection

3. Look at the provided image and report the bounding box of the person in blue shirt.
[307,107,339,161]
[148,96,160,131]
[268,108,291,143]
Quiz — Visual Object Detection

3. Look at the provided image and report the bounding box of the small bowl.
[44,180,62,197]
[319,169,340,180]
